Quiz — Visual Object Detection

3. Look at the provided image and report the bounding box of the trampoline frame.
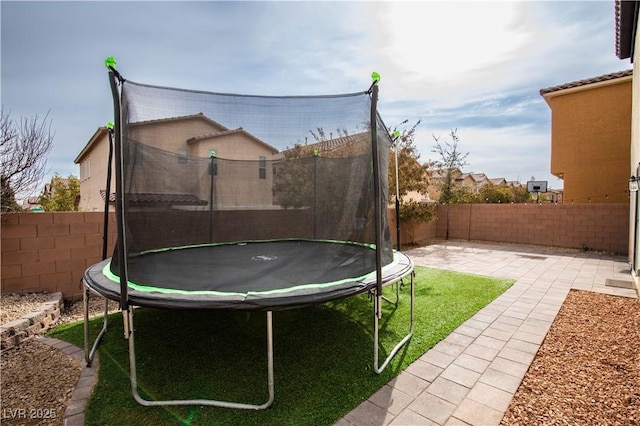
[83,268,413,409]
[83,65,414,410]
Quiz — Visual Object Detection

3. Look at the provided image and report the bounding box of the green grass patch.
[50,266,513,425]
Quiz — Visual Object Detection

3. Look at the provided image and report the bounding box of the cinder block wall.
[436,204,629,254]
[1,204,630,299]
[1,212,116,300]
[388,212,437,247]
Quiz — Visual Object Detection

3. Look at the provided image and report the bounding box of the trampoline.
[83,59,415,410]
[84,239,413,310]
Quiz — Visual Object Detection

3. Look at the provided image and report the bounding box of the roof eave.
[540,72,633,100]
[74,126,107,164]
[616,0,639,60]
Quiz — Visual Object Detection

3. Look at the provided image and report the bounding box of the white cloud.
[369,2,530,105]
[1,1,629,194]
[368,1,624,109]
[416,124,562,188]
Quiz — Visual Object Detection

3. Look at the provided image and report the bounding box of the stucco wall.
[77,131,112,212]
[545,78,632,204]
[630,35,640,272]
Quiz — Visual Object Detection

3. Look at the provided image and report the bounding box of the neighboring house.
[426,168,525,202]
[75,126,111,211]
[544,189,563,204]
[539,69,633,204]
[274,132,372,160]
[74,113,278,211]
[426,168,461,202]
[401,191,432,203]
[615,0,640,283]
[21,196,42,211]
[455,172,491,193]
[272,132,375,208]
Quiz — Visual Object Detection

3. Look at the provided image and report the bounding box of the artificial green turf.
[49,266,513,425]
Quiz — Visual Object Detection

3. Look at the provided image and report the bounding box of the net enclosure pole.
[370,75,415,374]
[369,81,384,308]
[84,122,115,366]
[102,123,114,261]
[209,151,216,242]
[394,135,401,252]
[107,64,129,313]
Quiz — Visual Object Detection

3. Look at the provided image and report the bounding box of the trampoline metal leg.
[374,271,415,374]
[83,282,109,366]
[128,309,275,410]
[380,281,401,307]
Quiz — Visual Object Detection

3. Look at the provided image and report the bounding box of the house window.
[259,156,266,179]
[177,148,187,164]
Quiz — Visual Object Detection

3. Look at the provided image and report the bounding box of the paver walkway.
[337,240,637,426]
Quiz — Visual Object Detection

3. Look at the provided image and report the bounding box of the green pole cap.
[210,149,217,158]
[371,71,380,83]
[106,121,114,130]
[104,56,117,69]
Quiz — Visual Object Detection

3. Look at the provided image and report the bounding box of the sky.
[1,0,633,198]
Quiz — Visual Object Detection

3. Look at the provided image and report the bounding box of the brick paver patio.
[337,240,637,426]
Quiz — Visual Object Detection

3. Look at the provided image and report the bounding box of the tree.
[449,186,475,204]
[431,129,469,204]
[1,107,54,212]
[39,174,80,211]
[388,120,430,203]
[272,144,315,209]
[477,183,514,203]
[431,129,469,239]
[387,120,436,245]
[1,175,20,212]
[398,200,437,245]
[510,184,532,203]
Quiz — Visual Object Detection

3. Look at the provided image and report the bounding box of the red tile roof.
[539,69,632,96]
[100,190,207,206]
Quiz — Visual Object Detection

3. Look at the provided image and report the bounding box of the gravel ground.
[0,292,54,324]
[1,290,638,425]
[501,290,640,426]
[1,296,118,426]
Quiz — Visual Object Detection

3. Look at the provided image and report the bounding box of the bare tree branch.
[1,107,54,211]
[431,129,469,204]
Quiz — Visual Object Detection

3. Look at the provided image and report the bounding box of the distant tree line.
[442,182,532,204]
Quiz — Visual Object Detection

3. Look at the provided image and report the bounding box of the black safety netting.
[110,79,393,284]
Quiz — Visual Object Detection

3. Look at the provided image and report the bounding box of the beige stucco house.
[455,172,491,193]
[540,70,633,204]
[615,0,640,285]
[74,113,278,211]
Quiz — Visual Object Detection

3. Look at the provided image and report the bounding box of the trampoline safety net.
[110,79,394,292]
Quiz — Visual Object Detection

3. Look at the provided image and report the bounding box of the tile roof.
[539,69,632,96]
[187,127,279,153]
[275,132,369,159]
[100,190,207,206]
[456,172,488,183]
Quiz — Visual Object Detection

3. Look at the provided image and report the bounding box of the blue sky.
[1,1,632,196]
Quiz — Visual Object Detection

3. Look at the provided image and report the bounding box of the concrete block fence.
[1,212,116,300]
[435,203,629,255]
[0,204,630,300]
